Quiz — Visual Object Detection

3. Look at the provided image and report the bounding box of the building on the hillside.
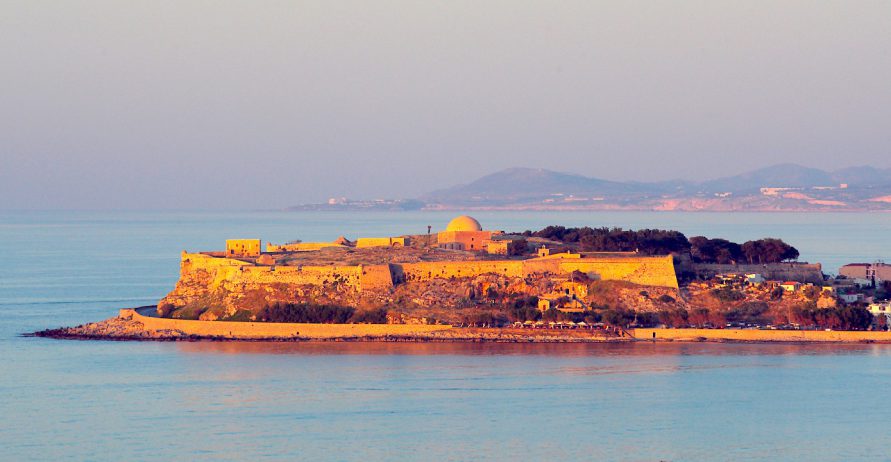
[780,281,802,292]
[226,239,261,257]
[745,273,765,285]
[561,281,589,300]
[867,301,891,317]
[839,293,865,304]
[840,262,891,284]
[437,215,501,251]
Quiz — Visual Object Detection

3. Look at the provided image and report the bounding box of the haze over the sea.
[2,1,890,210]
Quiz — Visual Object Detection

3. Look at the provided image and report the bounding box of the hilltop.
[290,164,891,212]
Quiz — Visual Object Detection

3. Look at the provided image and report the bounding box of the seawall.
[631,328,891,343]
[120,307,452,339]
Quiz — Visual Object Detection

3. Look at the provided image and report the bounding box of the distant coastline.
[286,164,891,213]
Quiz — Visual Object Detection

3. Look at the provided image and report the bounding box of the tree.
[602,308,636,327]
[658,309,689,328]
[741,238,799,264]
[506,238,528,256]
[690,236,743,264]
[726,302,769,325]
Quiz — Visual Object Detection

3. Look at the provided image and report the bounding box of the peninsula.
[35,216,891,343]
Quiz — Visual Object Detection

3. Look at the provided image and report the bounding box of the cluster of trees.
[506,238,528,256]
[504,300,657,328]
[257,302,388,324]
[522,225,798,263]
[658,303,872,330]
[522,226,690,255]
[786,305,872,330]
[690,236,799,264]
[461,302,874,330]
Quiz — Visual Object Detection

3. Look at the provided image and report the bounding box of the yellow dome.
[446,215,482,232]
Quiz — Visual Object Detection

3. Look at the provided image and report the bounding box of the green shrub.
[710,287,746,302]
[258,302,355,323]
[350,308,389,324]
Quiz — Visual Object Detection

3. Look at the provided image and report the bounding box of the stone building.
[437,215,500,251]
[840,262,891,284]
[225,239,261,257]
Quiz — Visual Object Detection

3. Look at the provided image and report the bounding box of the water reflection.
[172,340,891,357]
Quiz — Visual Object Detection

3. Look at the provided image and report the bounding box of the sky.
[2,0,891,210]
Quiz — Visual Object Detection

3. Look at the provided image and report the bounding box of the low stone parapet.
[121,306,452,340]
[632,328,891,342]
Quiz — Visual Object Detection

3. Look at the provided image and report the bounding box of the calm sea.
[2,210,891,461]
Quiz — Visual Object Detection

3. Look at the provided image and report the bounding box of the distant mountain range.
[288,164,891,212]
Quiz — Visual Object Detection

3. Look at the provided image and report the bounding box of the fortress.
[159,216,679,321]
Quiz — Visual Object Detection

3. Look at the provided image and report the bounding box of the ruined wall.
[486,241,509,255]
[356,237,409,248]
[266,242,346,252]
[401,260,526,281]
[226,239,261,257]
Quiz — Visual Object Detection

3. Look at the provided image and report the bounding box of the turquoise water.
[2,210,891,461]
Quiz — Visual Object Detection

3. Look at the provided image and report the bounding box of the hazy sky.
[2,1,890,210]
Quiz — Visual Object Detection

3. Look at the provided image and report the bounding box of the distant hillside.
[698,164,891,194]
[418,165,891,211]
[420,168,660,207]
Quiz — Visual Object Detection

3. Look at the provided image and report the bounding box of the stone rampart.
[359,265,396,292]
[399,255,678,288]
[121,308,452,339]
[165,252,678,310]
[242,265,363,288]
[401,261,526,281]
[632,327,891,342]
[559,255,679,289]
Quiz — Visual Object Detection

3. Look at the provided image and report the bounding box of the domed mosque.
[437,215,501,251]
[445,215,483,232]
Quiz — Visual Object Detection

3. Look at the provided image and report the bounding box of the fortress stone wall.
[558,255,679,289]
[399,255,677,288]
[162,251,679,309]
[401,260,527,281]
[359,264,397,292]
